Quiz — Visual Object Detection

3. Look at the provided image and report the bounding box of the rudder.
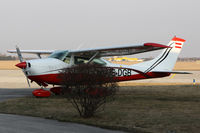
[133,36,186,73]
[145,36,186,72]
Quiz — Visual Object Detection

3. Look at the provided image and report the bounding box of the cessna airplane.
[8,36,188,96]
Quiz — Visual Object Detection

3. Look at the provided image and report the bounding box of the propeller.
[16,46,31,87]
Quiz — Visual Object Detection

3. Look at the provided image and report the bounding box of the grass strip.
[0,85,200,133]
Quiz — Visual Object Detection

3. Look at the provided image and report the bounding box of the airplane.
[8,36,189,96]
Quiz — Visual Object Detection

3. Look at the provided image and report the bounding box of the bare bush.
[60,64,118,118]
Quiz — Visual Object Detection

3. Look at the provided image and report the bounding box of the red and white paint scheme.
[8,36,188,90]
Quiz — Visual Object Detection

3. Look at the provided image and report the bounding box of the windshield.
[48,50,69,61]
[48,51,106,65]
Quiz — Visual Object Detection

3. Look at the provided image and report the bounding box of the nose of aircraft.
[15,62,27,69]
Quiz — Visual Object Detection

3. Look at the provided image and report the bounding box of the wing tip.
[144,43,171,48]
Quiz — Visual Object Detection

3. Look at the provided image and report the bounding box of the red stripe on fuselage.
[28,74,62,85]
[28,72,170,85]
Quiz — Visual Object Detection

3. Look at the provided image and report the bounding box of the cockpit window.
[48,50,69,61]
[63,56,70,64]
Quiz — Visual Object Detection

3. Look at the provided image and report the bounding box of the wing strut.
[70,54,75,65]
[87,51,99,64]
[37,53,41,59]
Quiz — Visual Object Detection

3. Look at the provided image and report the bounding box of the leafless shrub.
[60,64,118,118]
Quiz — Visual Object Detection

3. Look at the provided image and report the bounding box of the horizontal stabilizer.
[7,50,54,55]
[152,71,192,74]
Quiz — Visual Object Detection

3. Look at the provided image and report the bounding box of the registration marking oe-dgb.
[113,68,132,77]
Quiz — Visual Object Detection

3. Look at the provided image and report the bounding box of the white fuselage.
[23,57,169,86]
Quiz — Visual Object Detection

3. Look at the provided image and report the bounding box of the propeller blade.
[16,46,31,87]
[22,69,31,87]
[16,46,23,62]
[26,76,31,87]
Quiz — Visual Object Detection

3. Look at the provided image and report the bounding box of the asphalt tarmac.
[0,88,124,133]
[0,88,33,101]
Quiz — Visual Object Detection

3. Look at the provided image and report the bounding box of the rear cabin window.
[74,57,106,65]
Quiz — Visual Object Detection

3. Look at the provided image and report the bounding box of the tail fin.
[135,36,186,72]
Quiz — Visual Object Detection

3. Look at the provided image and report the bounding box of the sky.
[0,0,199,57]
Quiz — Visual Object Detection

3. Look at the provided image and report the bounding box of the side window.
[72,56,106,65]
[92,59,106,65]
[75,57,87,64]
[64,56,70,64]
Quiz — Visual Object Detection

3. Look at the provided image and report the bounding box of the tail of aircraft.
[134,36,186,73]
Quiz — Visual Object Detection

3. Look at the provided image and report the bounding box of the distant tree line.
[0,53,200,62]
[0,54,16,60]
[142,57,200,62]
[177,57,200,62]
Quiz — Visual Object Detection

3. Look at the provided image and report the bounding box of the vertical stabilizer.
[134,36,186,72]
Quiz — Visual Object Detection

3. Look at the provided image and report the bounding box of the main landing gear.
[50,87,63,95]
[32,87,63,98]
[32,88,51,98]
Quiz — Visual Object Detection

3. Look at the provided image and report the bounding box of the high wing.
[7,43,170,59]
[68,43,171,58]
